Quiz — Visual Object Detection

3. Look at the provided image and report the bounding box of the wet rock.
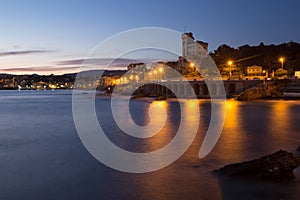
[294,166,300,181]
[214,150,300,182]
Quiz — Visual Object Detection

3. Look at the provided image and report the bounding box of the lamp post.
[189,62,195,76]
[262,70,266,95]
[227,60,233,79]
[279,57,284,70]
[263,70,266,78]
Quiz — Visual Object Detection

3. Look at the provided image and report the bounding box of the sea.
[1,90,300,200]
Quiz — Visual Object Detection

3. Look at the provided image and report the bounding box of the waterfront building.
[127,63,147,81]
[275,68,288,79]
[182,32,208,61]
[98,75,122,90]
[180,32,208,75]
[245,65,265,80]
[294,71,300,78]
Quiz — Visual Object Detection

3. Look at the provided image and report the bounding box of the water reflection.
[271,101,290,132]
[181,100,200,149]
[139,100,222,200]
[215,100,248,162]
[269,101,290,141]
[2,91,300,199]
[215,100,300,200]
[145,100,174,150]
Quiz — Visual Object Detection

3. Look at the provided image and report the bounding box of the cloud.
[0,50,53,57]
[56,58,155,68]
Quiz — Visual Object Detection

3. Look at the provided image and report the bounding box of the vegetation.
[210,41,300,76]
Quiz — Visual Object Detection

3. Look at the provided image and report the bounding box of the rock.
[235,80,288,101]
[214,150,300,182]
[294,166,300,181]
[297,146,300,152]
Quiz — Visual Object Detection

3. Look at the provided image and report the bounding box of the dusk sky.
[1,0,299,75]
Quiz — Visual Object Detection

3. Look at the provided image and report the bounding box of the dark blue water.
[1,90,300,199]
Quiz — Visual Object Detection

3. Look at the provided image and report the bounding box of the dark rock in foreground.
[214,150,300,182]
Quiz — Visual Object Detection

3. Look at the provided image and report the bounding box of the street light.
[227,60,233,79]
[279,57,284,70]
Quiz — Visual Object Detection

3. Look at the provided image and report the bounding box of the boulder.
[214,150,300,182]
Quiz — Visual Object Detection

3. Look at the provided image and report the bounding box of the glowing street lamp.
[279,57,284,70]
[190,62,195,67]
[227,60,233,78]
[263,70,266,78]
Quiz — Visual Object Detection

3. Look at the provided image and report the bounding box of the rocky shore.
[214,148,300,182]
[235,79,288,101]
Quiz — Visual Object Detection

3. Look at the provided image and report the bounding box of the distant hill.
[0,70,127,78]
[67,69,127,77]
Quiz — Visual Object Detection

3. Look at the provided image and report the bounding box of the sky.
[0,0,300,75]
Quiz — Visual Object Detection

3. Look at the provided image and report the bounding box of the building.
[245,65,265,80]
[275,68,288,78]
[127,63,147,81]
[179,32,208,75]
[246,65,263,75]
[295,71,300,78]
[98,74,123,90]
[177,56,188,74]
[127,63,146,71]
[181,32,208,61]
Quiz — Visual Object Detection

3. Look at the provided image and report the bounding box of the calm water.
[1,90,300,200]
